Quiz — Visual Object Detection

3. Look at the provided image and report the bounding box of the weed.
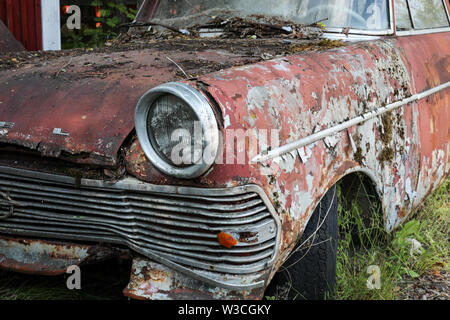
[335,177,449,300]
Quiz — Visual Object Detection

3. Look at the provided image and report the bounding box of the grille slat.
[4,215,276,262]
[8,197,270,227]
[7,191,269,222]
[10,210,276,250]
[0,166,279,276]
[0,179,264,213]
[0,173,259,202]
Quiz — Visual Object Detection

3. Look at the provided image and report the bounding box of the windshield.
[146,0,390,31]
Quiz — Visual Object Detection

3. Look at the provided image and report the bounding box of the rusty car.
[0,0,448,300]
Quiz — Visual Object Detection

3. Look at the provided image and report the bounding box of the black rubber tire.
[266,185,338,300]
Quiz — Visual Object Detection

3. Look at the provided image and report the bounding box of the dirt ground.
[398,270,449,300]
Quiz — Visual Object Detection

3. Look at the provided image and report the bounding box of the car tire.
[266,185,338,300]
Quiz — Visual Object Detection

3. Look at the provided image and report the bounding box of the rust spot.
[353,134,365,164]
[396,112,405,141]
[377,111,396,166]
[378,146,394,164]
[272,191,282,211]
[217,232,237,248]
[289,39,345,53]
[335,160,355,176]
[239,232,258,243]
[354,146,364,164]
[379,111,394,144]
[231,93,242,101]
[397,206,406,218]
[281,214,294,250]
[148,268,167,282]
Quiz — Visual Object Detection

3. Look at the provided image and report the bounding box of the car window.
[408,0,449,29]
[394,0,413,30]
[149,0,391,31]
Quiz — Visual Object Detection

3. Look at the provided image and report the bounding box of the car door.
[393,0,450,209]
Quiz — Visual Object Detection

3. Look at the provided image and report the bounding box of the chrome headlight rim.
[135,82,219,179]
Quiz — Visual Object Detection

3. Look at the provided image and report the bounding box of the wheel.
[266,185,338,300]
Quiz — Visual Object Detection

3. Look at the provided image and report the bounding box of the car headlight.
[135,82,220,179]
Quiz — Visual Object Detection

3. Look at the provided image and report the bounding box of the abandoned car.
[0,0,448,300]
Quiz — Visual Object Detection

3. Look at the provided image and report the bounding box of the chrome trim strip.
[252,81,450,163]
[323,33,381,41]
[0,166,281,290]
[326,27,392,36]
[396,26,450,36]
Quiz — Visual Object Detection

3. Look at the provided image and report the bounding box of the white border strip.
[41,0,61,51]
[252,81,450,163]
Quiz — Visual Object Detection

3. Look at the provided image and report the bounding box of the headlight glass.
[147,94,201,167]
[135,82,220,179]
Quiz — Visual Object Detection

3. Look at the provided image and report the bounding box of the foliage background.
[61,0,137,49]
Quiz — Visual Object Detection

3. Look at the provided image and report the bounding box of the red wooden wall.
[0,0,42,51]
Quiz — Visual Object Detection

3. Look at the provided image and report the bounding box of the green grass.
[334,177,449,300]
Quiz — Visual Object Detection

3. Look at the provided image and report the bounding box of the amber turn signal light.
[217,232,237,248]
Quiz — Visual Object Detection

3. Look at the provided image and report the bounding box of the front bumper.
[0,235,114,275]
[124,257,267,300]
[0,166,281,292]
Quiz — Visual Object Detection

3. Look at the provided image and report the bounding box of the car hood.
[0,39,282,166]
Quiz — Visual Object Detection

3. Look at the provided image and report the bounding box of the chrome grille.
[0,166,279,285]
